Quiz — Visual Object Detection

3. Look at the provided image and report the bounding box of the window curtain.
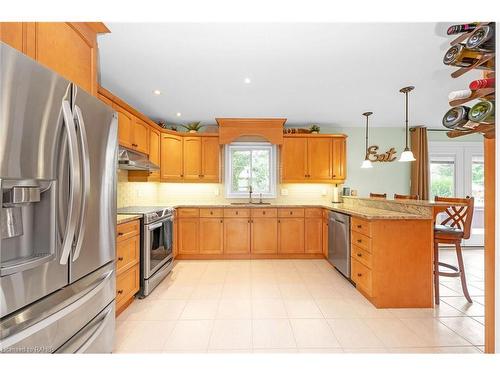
[410,127,429,200]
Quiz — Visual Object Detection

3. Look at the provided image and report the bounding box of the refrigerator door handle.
[72,105,90,262]
[59,100,82,265]
[0,269,113,349]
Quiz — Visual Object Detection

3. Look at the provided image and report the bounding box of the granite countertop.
[117,214,142,225]
[342,196,467,207]
[170,203,428,220]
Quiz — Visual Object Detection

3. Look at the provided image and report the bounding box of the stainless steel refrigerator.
[0,42,117,353]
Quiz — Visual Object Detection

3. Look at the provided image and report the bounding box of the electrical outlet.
[321,188,328,196]
[281,189,289,196]
[214,187,220,196]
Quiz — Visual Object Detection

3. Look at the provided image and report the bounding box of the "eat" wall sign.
[366,145,397,162]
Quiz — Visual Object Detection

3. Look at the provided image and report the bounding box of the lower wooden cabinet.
[351,258,372,296]
[251,217,278,254]
[178,218,200,254]
[199,218,223,254]
[224,218,251,254]
[116,220,140,316]
[305,217,323,254]
[278,217,305,254]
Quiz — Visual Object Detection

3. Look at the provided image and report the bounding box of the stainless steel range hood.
[118,147,159,171]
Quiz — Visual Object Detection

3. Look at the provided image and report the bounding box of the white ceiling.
[98,23,478,128]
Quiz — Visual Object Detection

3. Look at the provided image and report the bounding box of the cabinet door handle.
[357,273,362,277]
[333,175,336,178]
[236,211,238,215]
[118,257,124,261]
[210,211,213,215]
[278,219,281,223]
[180,174,184,177]
[357,239,362,243]
[357,253,362,257]
[263,211,266,215]
[220,219,223,223]
[117,290,123,295]
[357,225,362,229]
[289,211,293,215]
[117,232,124,236]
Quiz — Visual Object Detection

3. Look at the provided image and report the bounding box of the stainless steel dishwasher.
[328,211,351,279]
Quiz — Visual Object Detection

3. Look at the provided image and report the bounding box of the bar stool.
[370,193,387,198]
[394,193,419,200]
[433,196,474,305]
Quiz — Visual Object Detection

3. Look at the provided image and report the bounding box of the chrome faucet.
[248,185,253,204]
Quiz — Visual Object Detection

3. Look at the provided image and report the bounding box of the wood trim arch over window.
[216,118,286,145]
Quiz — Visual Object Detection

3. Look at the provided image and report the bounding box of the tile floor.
[114,248,485,353]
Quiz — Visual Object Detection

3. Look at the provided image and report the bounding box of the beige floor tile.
[209,320,252,350]
[251,272,277,284]
[279,284,312,299]
[343,347,389,353]
[190,284,223,299]
[163,320,213,352]
[293,260,321,274]
[115,320,176,353]
[290,319,341,348]
[180,299,219,320]
[389,346,481,354]
[363,318,428,348]
[199,271,227,284]
[217,299,252,319]
[120,299,187,321]
[221,284,252,299]
[441,297,485,317]
[327,318,384,348]
[388,304,464,319]
[275,272,303,284]
[225,272,252,284]
[400,318,471,346]
[252,299,288,319]
[254,348,299,353]
[307,285,342,300]
[152,285,195,300]
[439,317,485,346]
[251,283,282,299]
[472,316,485,325]
[315,299,361,318]
[284,299,323,318]
[252,319,296,349]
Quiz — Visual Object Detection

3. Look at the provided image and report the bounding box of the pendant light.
[361,111,373,169]
[398,86,416,162]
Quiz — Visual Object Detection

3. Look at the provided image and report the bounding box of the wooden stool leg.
[455,242,473,303]
[434,241,440,305]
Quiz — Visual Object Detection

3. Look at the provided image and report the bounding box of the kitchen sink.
[230,202,272,205]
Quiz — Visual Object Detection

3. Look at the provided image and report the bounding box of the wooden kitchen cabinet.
[305,217,323,254]
[199,218,224,254]
[281,135,346,183]
[115,105,135,150]
[178,218,200,254]
[223,218,251,254]
[201,136,220,181]
[183,137,202,180]
[161,133,183,181]
[116,219,140,316]
[251,218,278,254]
[0,22,107,95]
[133,118,150,155]
[278,217,305,254]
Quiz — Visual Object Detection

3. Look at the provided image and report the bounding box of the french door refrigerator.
[0,42,118,353]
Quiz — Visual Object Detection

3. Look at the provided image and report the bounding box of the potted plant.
[309,124,320,134]
[180,121,204,133]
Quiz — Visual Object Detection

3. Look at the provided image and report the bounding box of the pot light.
[176,112,181,117]
[152,89,161,95]
[244,77,251,84]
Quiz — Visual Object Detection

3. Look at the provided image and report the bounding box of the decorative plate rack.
[442,22,495,139]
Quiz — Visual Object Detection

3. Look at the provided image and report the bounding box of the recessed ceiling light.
[244,77,251,84]
[153,89,161,95]
[176,112,181,117]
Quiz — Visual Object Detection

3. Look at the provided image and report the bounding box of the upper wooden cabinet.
[281,135,346,183]
[161,133,184,181]
[0,22,108,95]
[129,128,161,182]
[201,137,221,181]
[114,104,150,155]
[181,136,220,182]
[183,137,203,180]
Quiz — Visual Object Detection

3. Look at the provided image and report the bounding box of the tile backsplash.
[117,170,338,207]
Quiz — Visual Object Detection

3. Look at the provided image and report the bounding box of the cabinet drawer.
[278,208,305,217]
[117,220,140,242]
[351,245,372,269]
[305,208,323,218]
[177,208,200,218]
[116,264,140,306]
[351,231,372,253]
[223,208,250,218]
[351,217,371,237]
[199,208,224,218]
[116,234,140,275]
[351,258,372,296]
[251,208,278,218]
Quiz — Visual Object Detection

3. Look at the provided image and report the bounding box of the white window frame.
[224,142,277,199]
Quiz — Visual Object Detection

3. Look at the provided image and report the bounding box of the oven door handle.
[146,219,171,231]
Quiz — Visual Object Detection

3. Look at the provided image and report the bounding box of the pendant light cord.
[365,115,369,159]
[405,91,409,149]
